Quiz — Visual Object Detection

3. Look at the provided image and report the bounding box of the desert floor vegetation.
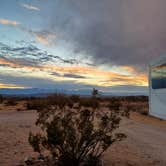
[28,94,129,166]
[0,94,165,166]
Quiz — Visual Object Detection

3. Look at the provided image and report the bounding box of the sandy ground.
[0,104,166,166]
[103,113,166,166]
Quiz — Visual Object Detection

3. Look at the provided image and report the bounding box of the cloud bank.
[43,0,166,70]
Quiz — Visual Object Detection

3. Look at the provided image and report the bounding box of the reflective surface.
[151,63,166,89]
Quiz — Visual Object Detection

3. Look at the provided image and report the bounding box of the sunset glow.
[1,0,163,94]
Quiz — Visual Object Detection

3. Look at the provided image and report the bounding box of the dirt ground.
[0,102,166,166]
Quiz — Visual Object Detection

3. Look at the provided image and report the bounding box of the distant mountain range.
[0,88,91,97]
[0,88,148,97]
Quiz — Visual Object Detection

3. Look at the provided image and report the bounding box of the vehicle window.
[151,63,166,89]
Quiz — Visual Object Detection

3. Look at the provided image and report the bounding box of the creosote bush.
[29,94,129,166]
[5,98,17,106]
[0,94,3,104]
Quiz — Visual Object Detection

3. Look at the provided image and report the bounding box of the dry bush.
[5,98,17,106]
[27,98,48,110]
[70,95,80,103]
[99,96,148,117]
[0,94,3,104]
[27,94,73,110]
[47,94,73,109]
[28,95,129,166]
[79,97,100,109]
[122,101,149,116]
[121,96,148,102]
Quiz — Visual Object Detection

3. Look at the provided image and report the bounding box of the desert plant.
[5,98,17,106]
[0,94,3,104]
[92,88,98,98]
[70,95,80,103]
[78,97,100,110]
[29,96,128,166]
[27,98,48,110]
[108,100,122,111]
[27,94,73,110]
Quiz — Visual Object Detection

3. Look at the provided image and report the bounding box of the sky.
[0,0,166,94]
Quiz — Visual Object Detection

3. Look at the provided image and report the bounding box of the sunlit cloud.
[48,65,147,87]
[0,56,148,87]
[0,18,19,26]
[18,26,56,46]
[0,0,156,93]
[33,31,56,46]
[0,42,148,88]
[21,3,40,11]
[0,18,55,46]
[0,83,26,89]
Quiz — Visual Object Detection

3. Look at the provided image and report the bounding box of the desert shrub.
[109,97,121,103]
[27,94,73,110]
[79,97,100,109]
[122,96,148,103]
[122,101,148,116]
[17,108,22,112]
[29,96,128,166]
[140,110,148,116]
[5,98,17,106]
[70,95,80,103]
[122,105,132,118]
[108,100,122,111]
[0,94,3,104]
[47,94,72,108]
[27,98,47,110]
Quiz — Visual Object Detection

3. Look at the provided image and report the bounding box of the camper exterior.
[149,56,166,120]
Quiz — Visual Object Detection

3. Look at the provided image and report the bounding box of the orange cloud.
[42,65,148,86]
[0,58,20,68]
[0,57,148,87]
[0,20,55,46]
[0,83,25,89]
[33,32,56,46]
[0,18,19,26]
[121,66,138,74]
[35,35,50,46]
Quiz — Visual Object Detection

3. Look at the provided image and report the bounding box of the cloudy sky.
[0,0,166,93]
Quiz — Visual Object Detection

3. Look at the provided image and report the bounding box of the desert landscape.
[1,1,166,165]
[0,96,165,166]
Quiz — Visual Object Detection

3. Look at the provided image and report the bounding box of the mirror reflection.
[151,63,166,89]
